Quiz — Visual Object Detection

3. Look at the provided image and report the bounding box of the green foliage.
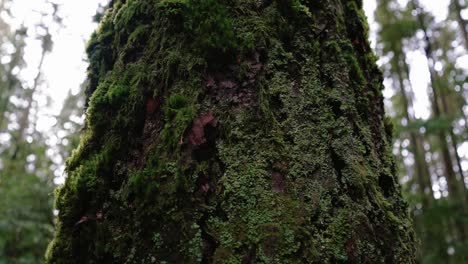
[0,171,54,263]
[0,1,56,263]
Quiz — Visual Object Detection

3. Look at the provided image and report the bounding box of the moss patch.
[47,0,416,263]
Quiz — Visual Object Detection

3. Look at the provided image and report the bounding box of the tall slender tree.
[375,0,468,262]
[376,0,432,206]
[374,1,440,261]
[411,1,468,246]
[450,0,468,49]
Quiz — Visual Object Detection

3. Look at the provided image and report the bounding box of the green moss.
[113,0,151,31]
[47,0,416,263]
[186,0,237,54]
[125,25,150,50]
[344,0,370,41]
[345,54,366,87]
[291,0,312,17]
[161,93,196,149]
[186,223,204,262]
[157,0,188,12]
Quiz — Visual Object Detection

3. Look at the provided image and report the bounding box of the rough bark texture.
[46,0,416,263]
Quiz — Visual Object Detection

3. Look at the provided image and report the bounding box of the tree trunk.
[10,47,46,161]
[0,29,25,131]
[395,51,433,206]
[412,0,468,243]
[46,1,416,263]
[451,0,468,49]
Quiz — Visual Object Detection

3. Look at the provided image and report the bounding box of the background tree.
[0,0,60,262]
[375,0,468,262]
[50,85,86,182]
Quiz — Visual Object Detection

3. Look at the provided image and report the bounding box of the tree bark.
[46,0,416,263]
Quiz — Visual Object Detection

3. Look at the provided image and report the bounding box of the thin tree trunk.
[394,50,436,261]
[439,89,467,191]
[446,0,468,186]
[451,0,468,49]
[0,33,25,131]
[395,52,433,206]
[412,0,467,242]
[10,49,46,160]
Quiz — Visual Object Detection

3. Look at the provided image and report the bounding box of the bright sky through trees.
[7,0,107,133]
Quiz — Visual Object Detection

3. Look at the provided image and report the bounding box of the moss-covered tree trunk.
[47,0,416,263]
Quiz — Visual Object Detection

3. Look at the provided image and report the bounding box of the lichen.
[46,0,416,263]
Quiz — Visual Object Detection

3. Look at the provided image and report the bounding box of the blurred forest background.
[0,0,466,263]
